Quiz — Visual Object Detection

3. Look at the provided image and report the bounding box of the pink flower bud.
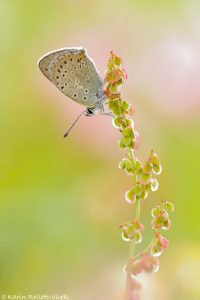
[159,235,170,249]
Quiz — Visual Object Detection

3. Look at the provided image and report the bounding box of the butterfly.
[38,47,111,136]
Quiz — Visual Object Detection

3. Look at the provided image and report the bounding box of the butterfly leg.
[96,101,114,117]
[100,111,114,117]
[99,105,114,117]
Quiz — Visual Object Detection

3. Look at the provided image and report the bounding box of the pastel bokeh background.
[1,0,200,299]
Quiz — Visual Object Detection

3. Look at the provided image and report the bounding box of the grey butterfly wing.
[38,47,104,108]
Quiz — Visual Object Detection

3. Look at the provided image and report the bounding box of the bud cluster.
[127,254,160,277]
[151,200,174,231]
[120,220,144,244]
[122,150,161,204]
[104,51,174,298]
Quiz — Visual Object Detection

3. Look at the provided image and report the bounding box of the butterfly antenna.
[63,109,86,138]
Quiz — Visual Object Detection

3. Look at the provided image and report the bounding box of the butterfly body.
[38,47,105,110]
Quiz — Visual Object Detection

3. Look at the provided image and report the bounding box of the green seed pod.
[150,243,163,257]
[117,78,123,86]
[150,179,159,192]
[162,219,171,230]
[124,160,133,174]
[112,117,122,128]
[139,190,148,200]
[125,189,136,204]
[108,99,116,109]
[143,162,153,173]
[122,100,130,111]
[121,136,132,146]
[118,139,127,150]
[152,164,162,175]
[122,230,130,242]
[118,159,126,170]
[123,127,135,139]
[114,56,122,66]
[109,83,118,94]
[126,224,135,238]
[135,184,142,196]
[127,140,135,150]
[106,71,117,84]
[126,118,134,127]
[151,206,161,218]
[165,201,174,213]
[113,106,121,117]
[134,232,142,244]
[150,151,160,165]
[142,172,151,182]
[145,183,152,192]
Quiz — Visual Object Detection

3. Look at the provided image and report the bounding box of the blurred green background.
[0,0,200,299]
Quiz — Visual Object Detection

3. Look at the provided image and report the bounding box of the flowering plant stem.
[104,51,174,300]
